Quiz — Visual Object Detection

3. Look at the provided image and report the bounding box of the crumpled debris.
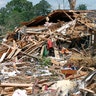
[1,66,20,77]
[12,89,27,96]
[49,80,77,96]
[33,69,52,77]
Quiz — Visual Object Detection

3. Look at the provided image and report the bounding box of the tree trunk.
[68,0,76,10]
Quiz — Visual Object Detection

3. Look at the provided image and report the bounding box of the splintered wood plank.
[25,41,44,53]
[0,52,7,62]
[2,41,18,59]
[77,19,94,30]
[7,48,17,59]
[13,40,17,48]
[0,48,10,62]
[63,10,73,21]
[54,48,60,58]
[13,48,21,57]
[66,71,87,80]
[51,59,60,65]
[22,42,33,49]
[80,88,95,94]
[61,70,77,75]
[40,45,44,56]
[0,83,33,87]
[24,43,37,53]
[28,44,42,54]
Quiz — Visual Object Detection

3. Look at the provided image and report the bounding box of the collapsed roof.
[21,10,94,27]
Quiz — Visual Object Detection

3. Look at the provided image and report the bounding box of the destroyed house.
[21,10,96,50]
[0,10,96,61]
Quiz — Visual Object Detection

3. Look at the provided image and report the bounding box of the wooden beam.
[54,48,60,58]
[0,83,33,87]
[63,10,73,21]
[80,88,95,94]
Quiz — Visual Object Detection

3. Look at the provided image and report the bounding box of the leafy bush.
[39,57,51,66]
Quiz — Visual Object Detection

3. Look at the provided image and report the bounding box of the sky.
[0,0,96,10]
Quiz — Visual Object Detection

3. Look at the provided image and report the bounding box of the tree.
[0,0,34,31]
[34,0,51,16]
[0,8,7,25]
[68,0,76,10]
[77,4,87,10]
[6,0,33,13]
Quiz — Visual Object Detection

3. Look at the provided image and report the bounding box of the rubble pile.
[0,10,96,96]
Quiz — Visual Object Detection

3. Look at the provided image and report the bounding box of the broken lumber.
[0,83,33,87]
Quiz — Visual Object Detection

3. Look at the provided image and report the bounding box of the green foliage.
[39,57,51,66]
[34,0,51,16]
[0,0,52,33]
[77,4,87,10]
[0,8,7,25]
[6,0,33,13]
[0,0,34,31]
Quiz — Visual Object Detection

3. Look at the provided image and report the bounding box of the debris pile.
[0,10,96,96]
